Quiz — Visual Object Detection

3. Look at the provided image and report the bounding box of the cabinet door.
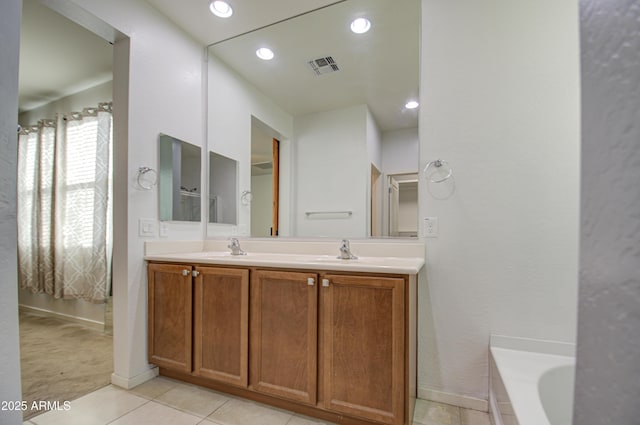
[250,270,318,405]
[322,274,405,425]
[148,263,193,372]
[193,266,249,387]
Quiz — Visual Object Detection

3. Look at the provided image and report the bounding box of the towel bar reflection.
[423,159,453,183]
[137,166,158,190]
[305,210,353,217]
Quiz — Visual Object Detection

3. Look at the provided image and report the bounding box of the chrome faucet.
[337,239,358,260]
[228,238,246,256]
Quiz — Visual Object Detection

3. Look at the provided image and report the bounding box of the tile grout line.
[153,391,232,420]
[210,396,231,414]
[129,381,177,401]
[104,398,153,425]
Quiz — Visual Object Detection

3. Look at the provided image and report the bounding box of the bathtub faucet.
[337,239,358,260]
[228,238,246,256]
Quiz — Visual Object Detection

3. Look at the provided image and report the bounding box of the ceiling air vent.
[308,56,340,76]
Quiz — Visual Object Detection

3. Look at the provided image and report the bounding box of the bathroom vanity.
[144,242,423,425]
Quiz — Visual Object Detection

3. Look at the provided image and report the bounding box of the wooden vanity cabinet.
[147,263,250,387]
[147,262,416,425]
[147,263,193,373]
[321,274,405,425]
[193,266,249,387]
[250,270,318,404]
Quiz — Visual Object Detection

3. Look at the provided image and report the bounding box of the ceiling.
[207,0,420,131]
[145,0,344,46]
[19,0,419,131]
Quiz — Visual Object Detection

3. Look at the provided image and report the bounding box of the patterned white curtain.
[17,103,113,303]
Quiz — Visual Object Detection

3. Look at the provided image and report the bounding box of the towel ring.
[137,166,158,190]
[424,159,453,183]
[241,190,252,205]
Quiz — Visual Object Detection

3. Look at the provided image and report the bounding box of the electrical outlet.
[424,217,439,237]
[159,222,168,238]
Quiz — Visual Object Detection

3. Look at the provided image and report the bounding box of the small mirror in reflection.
[159,133,202,222]
[209,151,238,225]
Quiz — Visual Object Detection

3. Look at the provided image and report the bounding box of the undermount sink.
[200,252,295,261]
[311,255,360,263]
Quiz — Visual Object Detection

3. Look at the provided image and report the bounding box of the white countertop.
[144,250,424,275]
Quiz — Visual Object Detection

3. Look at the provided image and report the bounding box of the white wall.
[366,109,382,170]
[382,127,419,176]
[17,80,113,325]
[209,152,238,225]
[293,105,369,237]
[250,173,273,237]
[366,109,383,236]
[54,0,206,385]
[574,1,640,423]
[419,0,580,404]
[207,54,293,237]
[0,1,24,423]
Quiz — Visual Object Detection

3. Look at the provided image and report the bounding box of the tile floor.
[24,377,491,425]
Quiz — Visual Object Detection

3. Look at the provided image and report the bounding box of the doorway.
[386,173,419,237]
[17,0,121,420]
[251,118,281,237]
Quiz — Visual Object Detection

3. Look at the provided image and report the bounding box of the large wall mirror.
[206,0,419,238]
[159,133,202,222]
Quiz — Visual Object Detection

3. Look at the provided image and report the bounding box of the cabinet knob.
[192,270,200,277]
[322,279,330,287]
[307,277,315,286]
[182,269,189,276]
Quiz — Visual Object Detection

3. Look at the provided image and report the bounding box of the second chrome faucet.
[228,238,246,256]
[338,239,358,260]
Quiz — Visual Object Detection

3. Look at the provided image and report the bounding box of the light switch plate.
[139,218,158,237]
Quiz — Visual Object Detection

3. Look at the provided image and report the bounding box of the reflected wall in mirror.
[209,151,238,225]
[206,0,419,238]
[159,133,202,222]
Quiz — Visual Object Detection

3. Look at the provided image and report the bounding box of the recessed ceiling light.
[350,18,371,34]
[209,1,233,18]
[256,47,275,61]
[405,101,419,109]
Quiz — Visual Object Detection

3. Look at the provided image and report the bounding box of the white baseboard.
[418,387,488,412]
[19,304,104,332]
[111,367,159,390]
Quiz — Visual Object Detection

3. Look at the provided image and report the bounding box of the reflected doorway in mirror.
[386,173,418,237]
[251,119,280,237]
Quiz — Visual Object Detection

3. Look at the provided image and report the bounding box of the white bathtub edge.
[490,334,576,357]
[490,336,576,425]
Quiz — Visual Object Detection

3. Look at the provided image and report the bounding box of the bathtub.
[489,336,575,425]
